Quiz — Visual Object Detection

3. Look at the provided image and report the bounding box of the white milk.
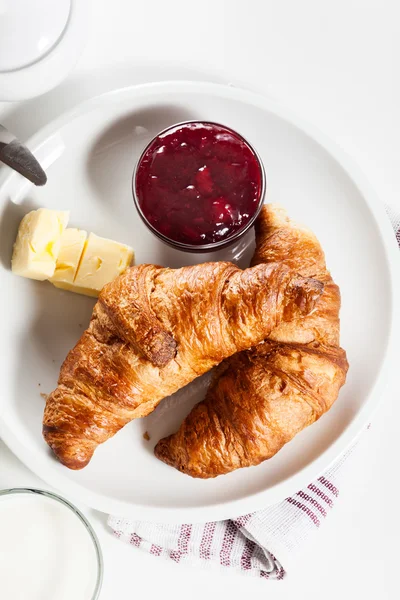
[0,492,99,600]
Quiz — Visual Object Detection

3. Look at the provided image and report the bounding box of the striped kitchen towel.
[108,207,399,579]
[108,437,360,580]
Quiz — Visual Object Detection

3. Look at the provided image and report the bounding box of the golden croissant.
[43,260,323,469]
[155,205,349,477]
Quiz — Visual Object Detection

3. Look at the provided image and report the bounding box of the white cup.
[0,0,89,101]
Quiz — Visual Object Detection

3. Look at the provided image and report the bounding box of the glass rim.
[132,119,267,253]
[0,487,103,600]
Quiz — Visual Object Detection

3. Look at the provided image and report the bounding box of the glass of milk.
[0,488,103,600]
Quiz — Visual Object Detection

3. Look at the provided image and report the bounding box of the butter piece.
[11,208,69,280]
[59,232,134,297]
[50,228,87,290]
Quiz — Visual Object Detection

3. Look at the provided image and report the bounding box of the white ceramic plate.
[0,82,398,522]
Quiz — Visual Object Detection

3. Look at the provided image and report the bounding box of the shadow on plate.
[0,196,39,269]
[12,282,96,447]
[85,104,195,213]
[1,60,227,141]
[148,226,256,271]
[138,370,214,457]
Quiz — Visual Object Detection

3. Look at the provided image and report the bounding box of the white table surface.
[1,1,399,598]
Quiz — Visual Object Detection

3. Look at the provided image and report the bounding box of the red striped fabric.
[297,490,327,517]
[129,533,142,548]
[318,476,339,497]
[150,544,162,556]
[307,482,334,507]
[286,497,320,527]
[220,520,238,567]
[241,538,256,570]
[199,522,216,561]
[233,514,253,528]
[169,524,192,563]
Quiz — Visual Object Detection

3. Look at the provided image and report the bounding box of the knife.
[0,124,47,186]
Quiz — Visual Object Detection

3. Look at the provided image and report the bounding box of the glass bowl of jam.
[133,121,266,252]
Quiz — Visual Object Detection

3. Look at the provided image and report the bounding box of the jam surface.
[135,122,263,246]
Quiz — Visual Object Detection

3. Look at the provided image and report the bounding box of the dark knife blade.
[0,125,47,186]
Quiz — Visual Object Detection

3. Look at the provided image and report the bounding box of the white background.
[0,0,399,598]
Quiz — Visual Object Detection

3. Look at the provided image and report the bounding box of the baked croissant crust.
[43,260,323,469]
[155,205,349,477]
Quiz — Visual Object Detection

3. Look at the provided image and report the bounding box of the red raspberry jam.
[134,122,264,247]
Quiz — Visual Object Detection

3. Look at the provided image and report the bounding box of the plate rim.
[1,80,399,522]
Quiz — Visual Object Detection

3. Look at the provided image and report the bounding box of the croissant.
[43,260,323,469]
[155,205,349,477]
